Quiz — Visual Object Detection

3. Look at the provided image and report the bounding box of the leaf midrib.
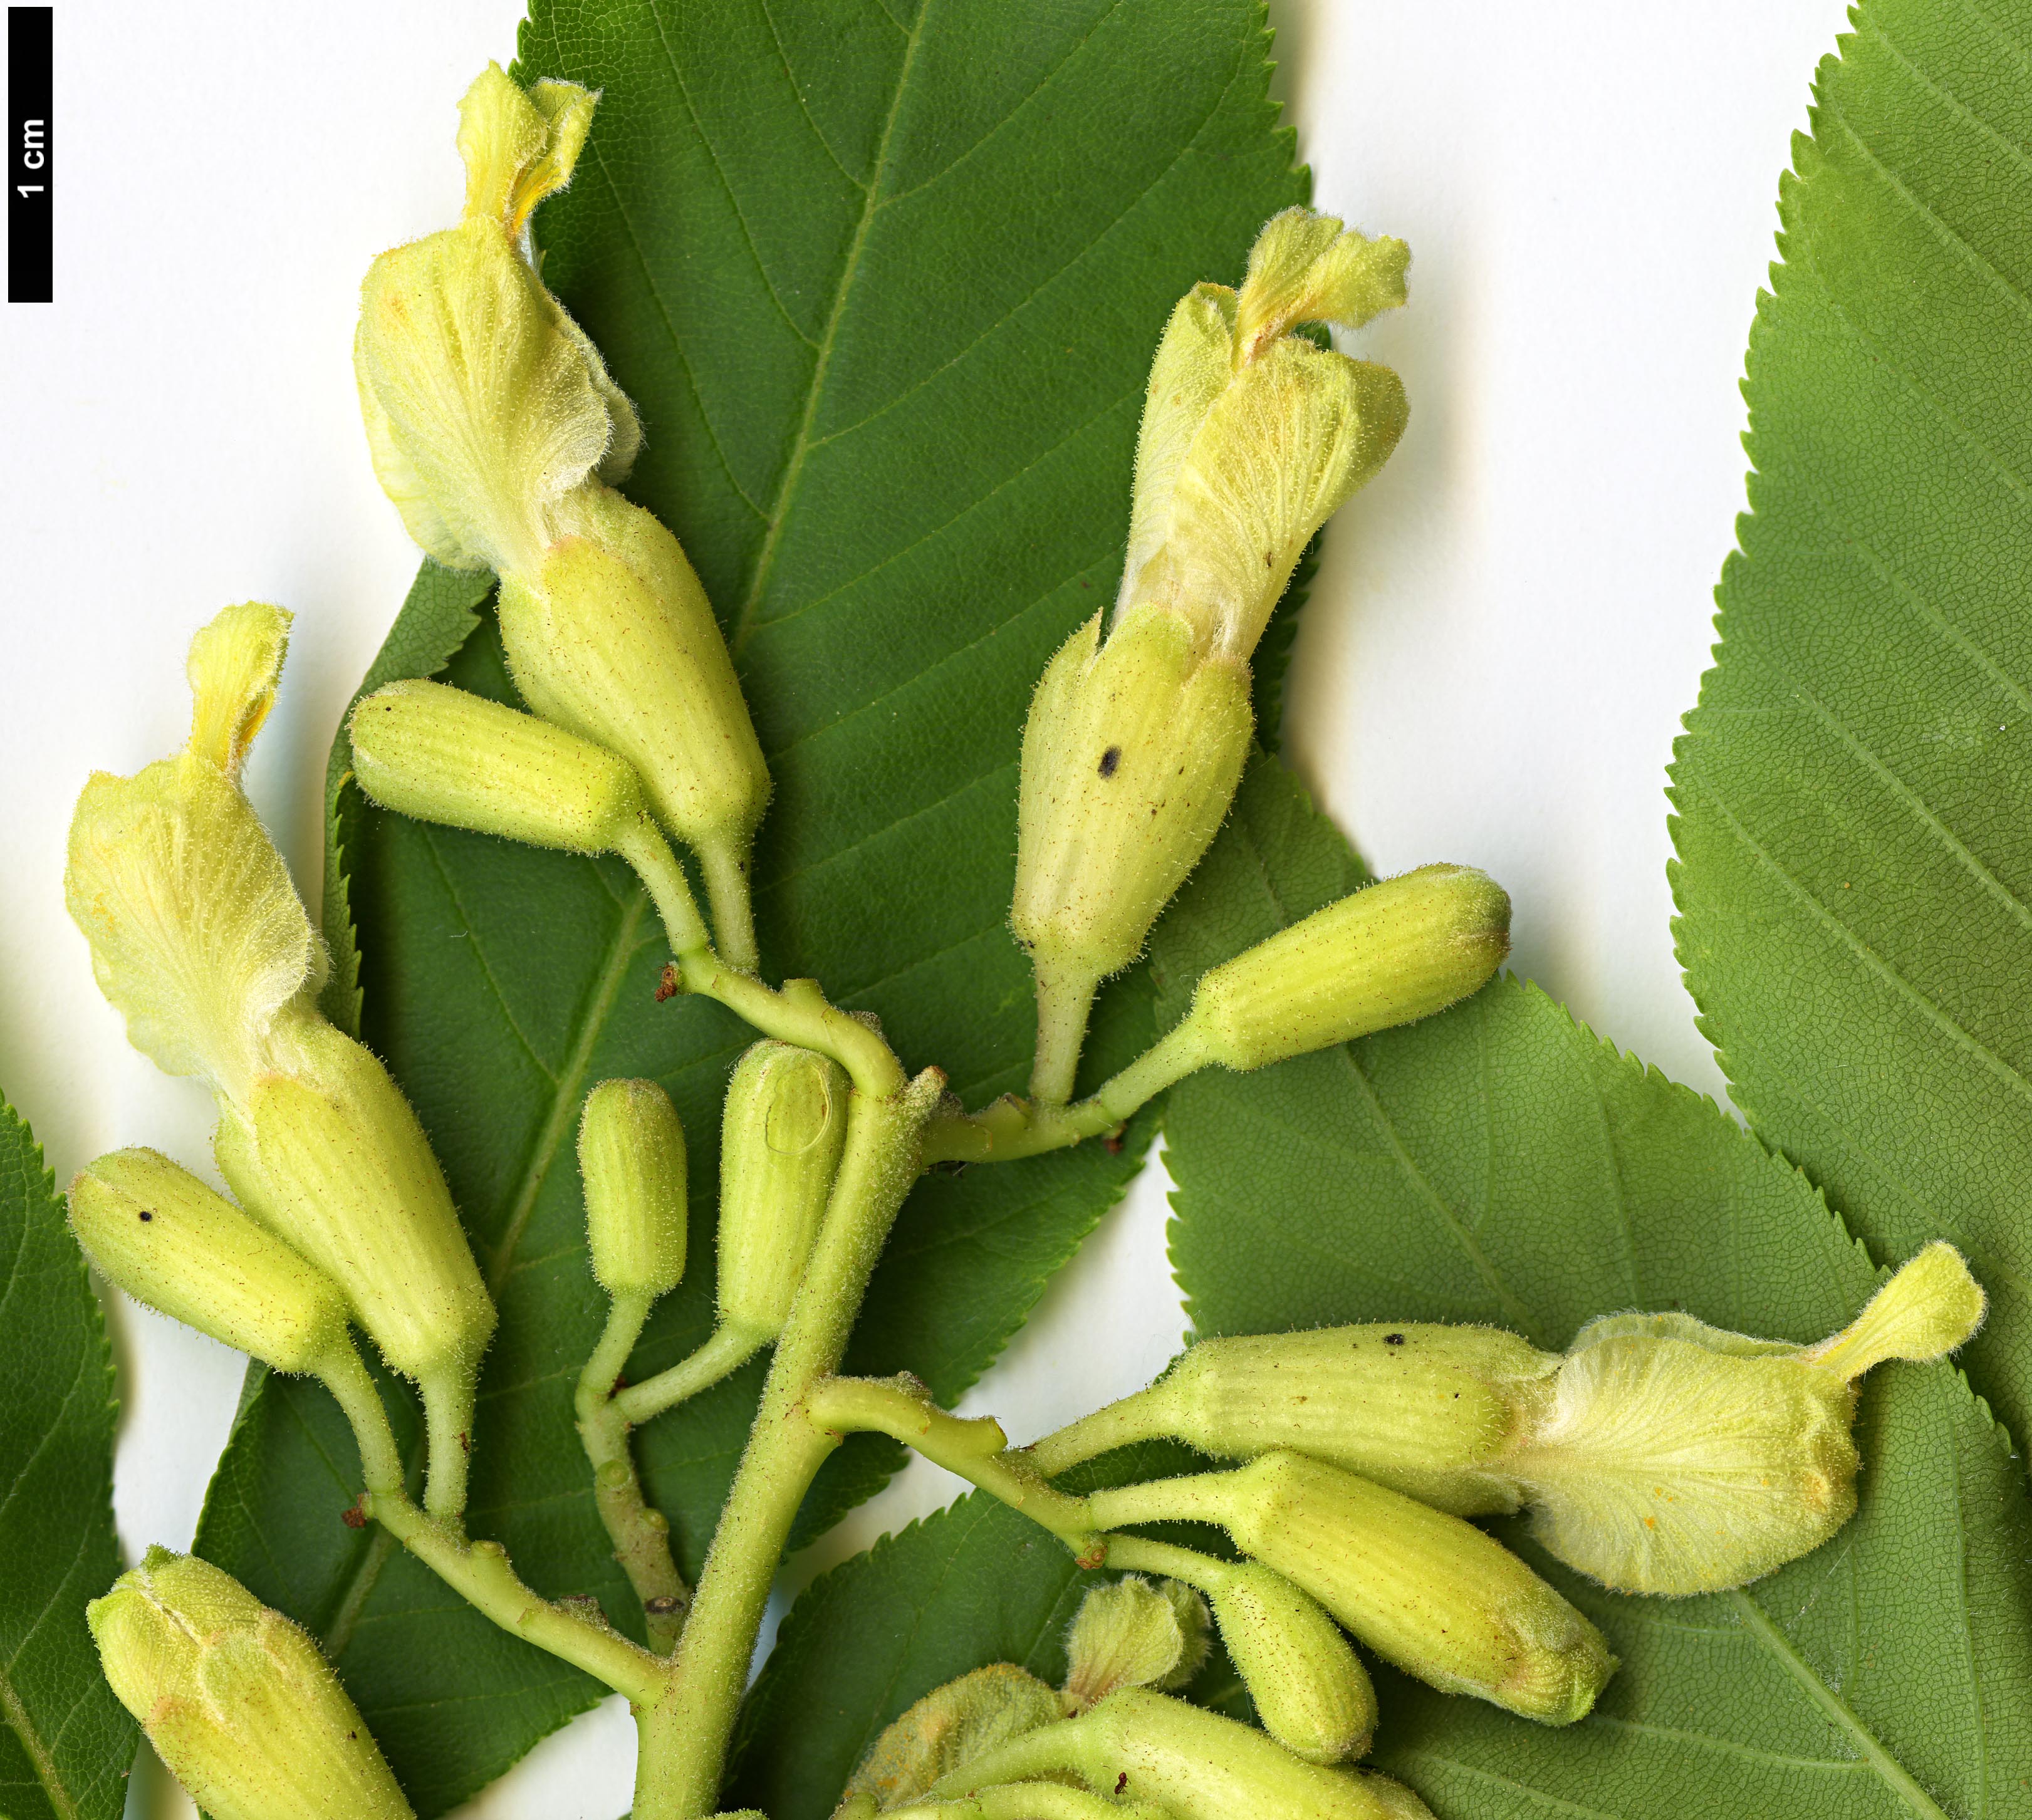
[1726,1588,1952,1820]
[0,1568,85,1820]
[730,0,933,650]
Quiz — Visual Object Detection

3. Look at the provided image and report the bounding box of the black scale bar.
[9,6,51,303]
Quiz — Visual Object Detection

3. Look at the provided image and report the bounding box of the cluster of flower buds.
[65,604,494,1511]
[1012,207,1413,1101]
[352,65,768,966]
[90,1548,414,1820]
[1039,1241,1985,1596]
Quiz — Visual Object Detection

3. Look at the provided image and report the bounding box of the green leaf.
[0,1100,137,1820]
[195,0,1305,1808]
[727,1445,1249,1820]
[1669,0,2032,1453]
[1155,756,2032,1817]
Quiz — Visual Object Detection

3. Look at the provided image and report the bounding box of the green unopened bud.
[1143,1323,1556,1514]
[1182,865,1510,1072]
[1062,1576,1209,1711]
[1012,609,1253,1080]
[350,679,650,856]
[579,1078,687,1299]
[88,1548,413,1820]
[216,1019,494,1390]
[716,1039,851,1340]
[1506,1241,1986,1595]
[69,1150,350,1375]
[958,1686,1428,1820]
[495,486,769,883]
[847,1663,1061,1809]
[1134,1452,1612,1724]
[1202,1563,1375,1765]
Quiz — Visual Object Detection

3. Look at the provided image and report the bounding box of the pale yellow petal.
[185,602,291,777]
[1235,207,1409,363]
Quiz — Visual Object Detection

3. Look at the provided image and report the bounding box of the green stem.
[1029,959,1098,1105]
[1026,1382,1179,1479]
[617,816,714,959]
[922,1717,1097,1801]
[323,1347,664,1703]
[643,1071,943,1818]
[694,831,760,975]
[1098,1532,1239,1596]
[1084,1470,1237,1534]
[315,1341,404,1497]
[614,1322,763,1427]
[368,1491,665,1705]
[680,963,905,1099]
[417,1365,477,1521]
[576,1291,690,1655]
[806,1376,1099,1554]
[920,1019,1207,1165]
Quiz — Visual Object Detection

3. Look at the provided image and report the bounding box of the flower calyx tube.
[89,1548,415,1820]
[354,65,768,965]
[66,604,494,1516]
[1012,207,1410,1102]
[1088,1452,1615,1724]
[68,1148,353,1378]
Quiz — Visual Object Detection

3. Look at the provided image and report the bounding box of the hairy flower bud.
[716,1039,851,1341]
[1062,1576,1209,1711]
[1013,209,1409,1101]
[350,679,650,856]
[942,1685,1429,1820]
[68,606,495,1435]
[846,1663,1062,1809]
[494,485,769,890]
[1093,1453,1612,1724]
[215,1019,495,1392]
[354,65,768,964]
[578,1078,688,1299]
[88,1549,414,1820]
[1201,1563,1375,1765]
[1107,1323,1557,1515]
[69,1149,352,1375]
[1506,1241,1986,1594]
[1182,865,1511,1072]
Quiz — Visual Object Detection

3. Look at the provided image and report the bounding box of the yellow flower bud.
[88,1548,414,1820]
[944,1685,1427,1820]
[1012,607,1253,1097]
[353,66,768,964]
[494,484,770,886]
[1201,1563,1375,1765]
[1181,865,1511,1072]
[349,679,651,855]
[69,1149,351,1375]
[847,1663,1062,1809]
[215,1017,495,1393]
[1109,1323,1556,1515]
[1011,209,1408,1101]
[578,1078,688,1299]
[716,1039,851,1342]
[1062,1576,1209,1712]
[1092,1453,1612,1724]
[1506,1241,1986,1595]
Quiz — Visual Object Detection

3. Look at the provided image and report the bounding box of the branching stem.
[614,1321,763,1427]
[576,1289,691,1654]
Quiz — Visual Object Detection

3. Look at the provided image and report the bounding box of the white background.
[0,3,1845,1814]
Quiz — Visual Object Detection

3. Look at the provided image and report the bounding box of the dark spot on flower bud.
[1115,1774,1130,1796]
[1385,1333,1405,1346]
[1098,746,1122,778]
[138,1210,153,1222]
